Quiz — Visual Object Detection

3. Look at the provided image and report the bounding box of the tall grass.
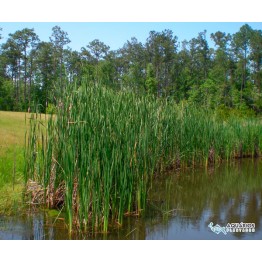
[24,81,262,232]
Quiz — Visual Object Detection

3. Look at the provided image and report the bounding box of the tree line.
[0,24,261,115]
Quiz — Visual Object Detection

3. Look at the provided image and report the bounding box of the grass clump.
[25,82,262,232]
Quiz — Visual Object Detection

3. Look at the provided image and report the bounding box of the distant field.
[0,111,30,155]
[0,110,48,183]
[0,111,31,213]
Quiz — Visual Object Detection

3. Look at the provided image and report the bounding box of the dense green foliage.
[25,81,262,232]
[0,24,261,114]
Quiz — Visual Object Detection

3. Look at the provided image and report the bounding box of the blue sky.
[1,22,261,51]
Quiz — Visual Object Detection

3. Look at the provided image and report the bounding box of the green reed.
[24,81,262,232]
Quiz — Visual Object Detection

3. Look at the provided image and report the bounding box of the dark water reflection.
[0,159,262,240]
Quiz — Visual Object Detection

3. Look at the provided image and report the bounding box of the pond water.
[0,159,262,240]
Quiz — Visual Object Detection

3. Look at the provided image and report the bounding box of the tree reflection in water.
[146,159,262,239]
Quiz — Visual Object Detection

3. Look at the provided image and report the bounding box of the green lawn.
[0,111,30,214]
[0,111,29,152]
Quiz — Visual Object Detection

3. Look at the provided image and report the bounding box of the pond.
[0,159,261,240]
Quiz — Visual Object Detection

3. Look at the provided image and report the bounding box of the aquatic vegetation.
[24,82,262,232]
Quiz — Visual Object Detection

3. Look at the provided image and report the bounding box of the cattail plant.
[25,80,262,233]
